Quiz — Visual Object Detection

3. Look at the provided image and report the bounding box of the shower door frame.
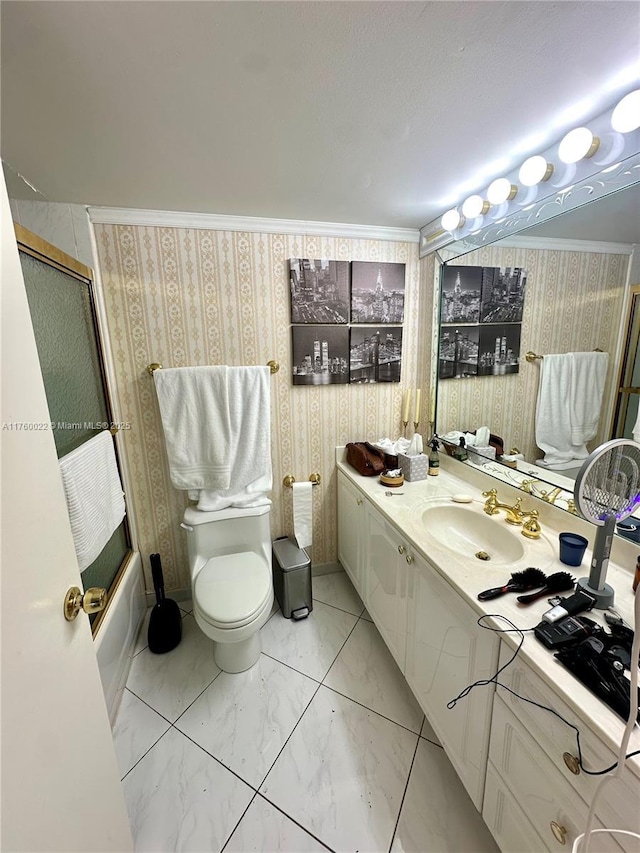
[611,282,640,441]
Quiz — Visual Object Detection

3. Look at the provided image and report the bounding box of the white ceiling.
[2,1,640,229]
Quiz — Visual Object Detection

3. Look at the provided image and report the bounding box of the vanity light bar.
[433,87,640,251]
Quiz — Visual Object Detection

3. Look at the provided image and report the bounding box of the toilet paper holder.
[283,473,321,488]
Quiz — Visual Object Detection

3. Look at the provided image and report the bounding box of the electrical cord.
[447,614,640,775]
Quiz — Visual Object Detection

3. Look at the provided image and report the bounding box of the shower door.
[15,223,132,635]
[612,284,640,440]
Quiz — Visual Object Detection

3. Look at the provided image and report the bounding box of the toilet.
[182,503,274,673]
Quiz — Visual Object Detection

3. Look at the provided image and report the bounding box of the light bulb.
[441,209,464,231]
[487,178,517,205]
[519,155,554,187]
[558,127,600,163]
[461,195,489,219]
[611,90,640,133]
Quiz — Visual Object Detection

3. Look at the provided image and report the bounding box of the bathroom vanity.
[336,449,640,853]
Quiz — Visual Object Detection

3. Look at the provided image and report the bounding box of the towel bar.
[147,360,279,375]
[283,473,321,488]
[526,348,603,363]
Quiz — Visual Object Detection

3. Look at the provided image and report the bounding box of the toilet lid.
[195,552,271,628]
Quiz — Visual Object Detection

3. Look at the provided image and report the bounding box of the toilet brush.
[148,553,182,654]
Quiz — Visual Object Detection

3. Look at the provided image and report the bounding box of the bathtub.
[94,551,146,726]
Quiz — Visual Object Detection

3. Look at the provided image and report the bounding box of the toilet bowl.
[182,504,273,673]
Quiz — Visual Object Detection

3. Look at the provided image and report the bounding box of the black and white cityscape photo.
[439,326,479,379]
[289,259,350,324]
[350,262,405,324]
[291,325,349,385]
[478,323,522,375]
[440,266,483,324]
[349,327,402,383]
[480,267,527,323]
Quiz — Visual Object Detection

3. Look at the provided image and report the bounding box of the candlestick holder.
[413,421,420,433]
[402,420,409,436]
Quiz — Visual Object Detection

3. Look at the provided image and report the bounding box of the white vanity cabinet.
[337,471,366,591]
[364,501,412,672]
[404,552,499,810]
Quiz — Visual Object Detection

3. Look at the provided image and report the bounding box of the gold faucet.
[540,486,563,505]
[482,489,542,537]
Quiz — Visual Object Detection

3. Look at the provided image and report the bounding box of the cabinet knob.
[406,554,414,564]
[398,545,406,555]
[550,821,567,845]
[356,498,363,506]
[562,752,580,775]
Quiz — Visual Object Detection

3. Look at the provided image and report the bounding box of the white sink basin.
[418,504,526,563]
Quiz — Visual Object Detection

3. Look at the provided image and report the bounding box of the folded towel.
[568,352,608,445]
[190,366,272,510]
[154,366,232,491]
[59,431,126,571]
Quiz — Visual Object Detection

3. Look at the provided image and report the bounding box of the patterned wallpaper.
[435,244,628,463]
[94,225,430,592]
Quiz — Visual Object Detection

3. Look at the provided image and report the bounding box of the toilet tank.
[183,504,271,570]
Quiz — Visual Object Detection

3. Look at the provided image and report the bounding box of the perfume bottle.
[453,436,468,462]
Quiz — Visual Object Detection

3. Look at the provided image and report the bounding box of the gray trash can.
[272,536,312,619]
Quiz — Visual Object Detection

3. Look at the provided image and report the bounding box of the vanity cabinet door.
[337,471,366,595]
[405,557,499,810]
[364,502,410,673]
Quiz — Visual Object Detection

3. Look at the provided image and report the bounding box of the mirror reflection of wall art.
[289,259,350,324]
[351,262,405,324]
[478,323,522,376]
[441,266,482,324]
[291,325,350,385]
[480,267,527,323]
[350,326,402,384]
[438,326,479,379]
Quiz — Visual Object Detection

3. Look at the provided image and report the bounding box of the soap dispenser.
[453,436,468,462]
[428,436,440,476]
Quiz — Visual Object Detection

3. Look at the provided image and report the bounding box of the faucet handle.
[522,510,541,539]
[482,488,498,499]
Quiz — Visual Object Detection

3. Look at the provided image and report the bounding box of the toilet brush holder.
[148,553,182,654]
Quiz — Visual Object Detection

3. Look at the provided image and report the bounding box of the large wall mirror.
[433,180,640,524]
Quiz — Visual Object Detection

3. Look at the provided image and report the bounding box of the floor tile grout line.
[321,684,423,738]
[312,595,365,619]
[119,727,172,783]
[260,651,322,685]
[124,686,176,725]
[175,727,264,794]
[420,733,444,750]
[218,791,259,853]
[256,792,337,853]
[387,730,422,853]
[319,616,360,687]
[171,667,224,725]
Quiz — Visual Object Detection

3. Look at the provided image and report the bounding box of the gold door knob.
[64,586,107,621]
[550,821,568,845]
[562,752,580,775]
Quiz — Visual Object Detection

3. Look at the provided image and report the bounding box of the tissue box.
[398,452,429,481]
[468,445,496,466]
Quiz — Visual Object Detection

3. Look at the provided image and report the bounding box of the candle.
[429,387,436,423]
[402,389,412,423]
[414,388,421,423]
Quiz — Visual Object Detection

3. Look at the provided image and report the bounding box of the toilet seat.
[194,551,271,629]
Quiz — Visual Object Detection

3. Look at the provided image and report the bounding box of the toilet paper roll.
[292,481,313,550]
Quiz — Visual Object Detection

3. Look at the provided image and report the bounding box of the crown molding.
[87,206,420,244]
[487,235,635,255]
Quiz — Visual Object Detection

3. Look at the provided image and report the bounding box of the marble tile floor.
[114,571,499,853]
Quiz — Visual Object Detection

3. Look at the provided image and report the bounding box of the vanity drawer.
[483,762,550,853]
[489,698,623,853]
[495,643,640,848]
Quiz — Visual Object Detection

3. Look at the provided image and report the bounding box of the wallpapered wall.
[94,224,432,592]
[435,244,628,462]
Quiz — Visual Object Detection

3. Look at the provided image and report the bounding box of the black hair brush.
[478,567,547,601]
[516,571,575,605]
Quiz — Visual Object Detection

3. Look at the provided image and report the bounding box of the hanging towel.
[535,354,578,468]
[633,398,640,444]
[153,366,232,491]
[568,352,609,445]
[189,366,273,511]
[59,431,126,571]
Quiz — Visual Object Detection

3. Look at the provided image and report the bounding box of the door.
[1,180,132,852]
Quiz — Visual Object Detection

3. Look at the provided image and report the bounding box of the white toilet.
[182,503,274,673]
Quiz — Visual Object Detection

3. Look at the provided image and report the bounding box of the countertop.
[336,448,640,778]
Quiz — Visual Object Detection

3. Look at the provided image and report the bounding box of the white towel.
[154,366,232,491]
[59,431,126,572]
[535,354,579,468]
[190,366,273,511]
[633,398,640,444]
[568,352,608,445]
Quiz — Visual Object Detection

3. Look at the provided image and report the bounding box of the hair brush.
[477,567,547,601]
[516,571,575,605]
